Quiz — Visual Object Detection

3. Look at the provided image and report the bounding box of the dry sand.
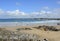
[1,25,60,41]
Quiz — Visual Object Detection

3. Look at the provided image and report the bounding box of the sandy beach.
[0,24,60,41]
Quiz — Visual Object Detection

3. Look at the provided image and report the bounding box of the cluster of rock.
[33,25,60,31]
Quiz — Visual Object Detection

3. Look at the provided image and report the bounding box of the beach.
[0,19,60,41]
[0,23,60,41]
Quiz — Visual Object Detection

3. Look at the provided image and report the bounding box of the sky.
[0,0,60,18]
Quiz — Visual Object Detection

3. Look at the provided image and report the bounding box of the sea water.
[0,19,60,26]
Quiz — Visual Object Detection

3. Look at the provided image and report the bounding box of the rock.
[43,38,48,41]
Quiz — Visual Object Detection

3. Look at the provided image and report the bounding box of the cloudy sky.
[0,0,60,18]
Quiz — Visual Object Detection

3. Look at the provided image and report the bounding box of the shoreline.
[0,22,59,27]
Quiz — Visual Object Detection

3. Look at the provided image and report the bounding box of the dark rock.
[44,38,48,41]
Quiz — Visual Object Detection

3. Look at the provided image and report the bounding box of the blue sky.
[0,0,60,18]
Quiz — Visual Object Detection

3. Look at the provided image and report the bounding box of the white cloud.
[6,10,26,16]
[0,9,4,14]
[0,9,27,18]
[40,10,46,14]
[46,11,51,14]
[31,8,60,18]
[31,12,39,15]
[0,8,60,18]
[32,10,51,15]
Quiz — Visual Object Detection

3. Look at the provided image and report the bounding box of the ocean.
[0,18,60,26]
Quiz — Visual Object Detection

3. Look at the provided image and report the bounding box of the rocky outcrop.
[33,25,60,31]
